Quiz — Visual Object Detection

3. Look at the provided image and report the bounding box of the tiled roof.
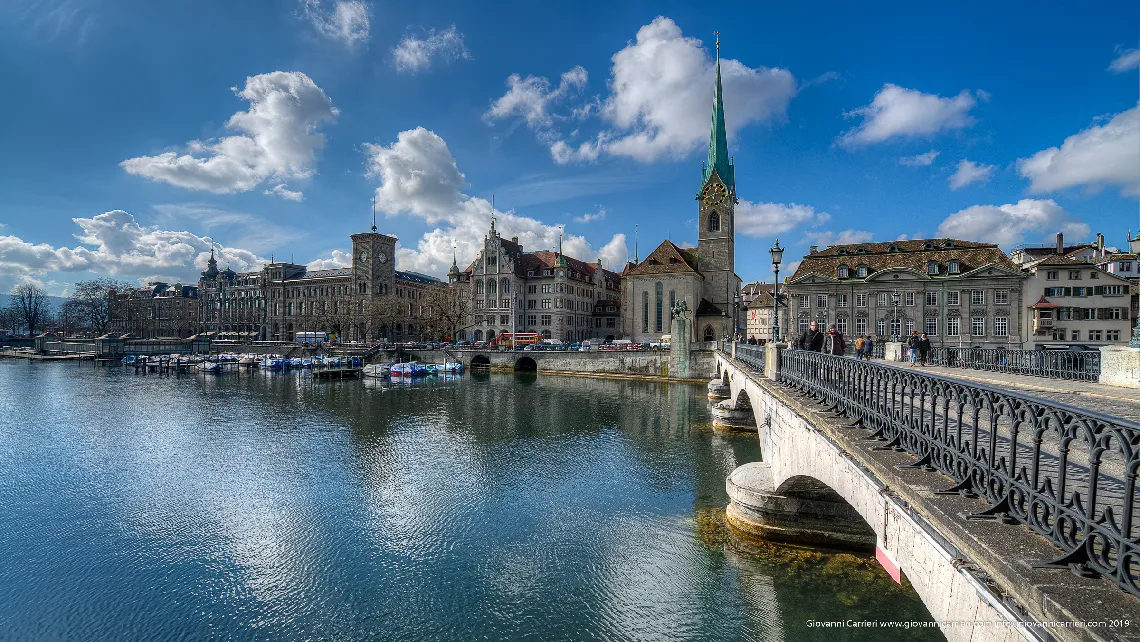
[790,238,1017,281]
[695,299,723,316]
[623,240,701,276]
[396,271,443,285]
[745,290,785,308]
[1017,244,1095,258]
[1025,254,1092,268]
[301,268,353,280]
[1100,253,1138,261]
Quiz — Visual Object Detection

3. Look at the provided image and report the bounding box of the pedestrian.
[906,330,920,366]
[863,335,874,360]
[854,334,866,360]
[797,321,825,352]
[918,333,932,366]
[826,325,846,356]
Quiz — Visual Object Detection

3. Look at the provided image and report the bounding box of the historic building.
[449,217,622,343]
[1096,231,1140,332]
[1021,253,1131,348]
[108,282,199,339]
[621,40,742,344]
[785,239,1026,348]
[743,286,789,344]
[197,227,448,342]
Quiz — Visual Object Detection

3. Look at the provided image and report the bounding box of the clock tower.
[696,34,737,314]
[351,229,396,297]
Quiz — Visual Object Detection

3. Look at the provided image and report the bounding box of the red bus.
[497,332,541,347]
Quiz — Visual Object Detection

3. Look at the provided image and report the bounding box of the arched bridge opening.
[470,354,491,368]
[514,356,537,372]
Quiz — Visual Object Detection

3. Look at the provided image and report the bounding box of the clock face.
[377,252,388,264]
[359,251,368,263]
[702,182,728,206]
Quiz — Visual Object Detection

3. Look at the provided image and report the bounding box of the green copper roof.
[701,44,734,192]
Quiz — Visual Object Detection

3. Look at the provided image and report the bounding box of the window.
[487,280,497,295]
[1068,270,1080,280]
[1046,271,1059,280]
[924,317,938,336]
[816,294,828,308]
[669,289,676,315]
[476,280,484,294]
[971,317,985,336]
[655,282,663,333]
[501,279,510,293]
[904,292,915,306]
[642,291,649,332]
[541,284,553,293]
[836,294,848,308]
[1107,330,1121,341]
[501,298,510,309]
[855,293,868,307]
[946,291,959,306]
[838,265,849,278]
[925,291,938,306]
[855,317,867,336]
[541,299,552,309]
[994,317,1008,337]
[527,314,536,326]
[500,315,509,325]
[890,318,901,339]
[527,300,536,309]
[878,292,889,306]
[799,317,810,333]
[836,318,848,334]
[946,316,960,337]
[1052,328,1066,341]
[947,260,960,274]
[1118,261,1133,272]
[1089,271,1098,279]
[970,290,984,305]
[876,318,886,337]
[799,295,809,309]
[1071,330,1080,341]
[708,211,720,232]
[541,314,551,326]
[994,290,1009,305]
[1089,330,1103,341]
[927,261,939,275]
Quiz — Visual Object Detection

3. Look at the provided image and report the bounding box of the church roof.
[695,299,724,316]
[623,240,701,277]
[701,40,734,192]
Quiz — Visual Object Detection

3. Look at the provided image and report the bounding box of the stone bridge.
[714,347,1140,642]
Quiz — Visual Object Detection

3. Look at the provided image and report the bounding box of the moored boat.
[361,363,389,378]
[197,361,222,373]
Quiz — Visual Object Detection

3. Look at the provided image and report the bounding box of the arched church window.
[703,325,715,341]
[655,282,664,333]
[501,278,510,294]
[487,280,497,295]
[642,291,649,333]
[708,211,720,233]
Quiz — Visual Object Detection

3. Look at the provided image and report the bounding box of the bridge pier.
[726,462,875,550]
[707,377,730,400]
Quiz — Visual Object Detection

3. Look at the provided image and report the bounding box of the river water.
[0,361,942,641]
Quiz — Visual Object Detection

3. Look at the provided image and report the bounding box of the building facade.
[1096,232,1140,335]
[743,287,789,344]
[1022,255,1131,347]
[108,282,199,339]
[449,218,622,343]
[621,43,742,344]
[785,239,1026,347]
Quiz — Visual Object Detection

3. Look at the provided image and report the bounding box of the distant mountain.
[0,294,67,312]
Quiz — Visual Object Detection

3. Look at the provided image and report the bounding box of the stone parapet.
[1099,345,1139,389]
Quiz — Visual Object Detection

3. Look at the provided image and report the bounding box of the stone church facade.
[621,42,742,344]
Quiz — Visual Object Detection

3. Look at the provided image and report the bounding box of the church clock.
[702,181,728,206]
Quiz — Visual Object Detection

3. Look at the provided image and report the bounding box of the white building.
[1022,254,1132,348]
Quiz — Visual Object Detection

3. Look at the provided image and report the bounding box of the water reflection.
[0,362,940,641]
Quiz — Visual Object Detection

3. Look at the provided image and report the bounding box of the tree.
[11,284,50,336]
[427,285,474,342]
[68,278,133,337]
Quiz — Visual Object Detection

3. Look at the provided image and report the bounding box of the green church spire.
[701,32,734,192]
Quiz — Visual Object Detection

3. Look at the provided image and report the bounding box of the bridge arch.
[471,354,491,368]
[514,356,537,372]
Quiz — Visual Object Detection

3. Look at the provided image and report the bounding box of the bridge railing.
[768,348,1139,597]
[928,346,1100,382]
[733,343,766,374]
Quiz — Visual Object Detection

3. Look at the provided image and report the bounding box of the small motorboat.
[391,362,428,376]
[362,363,389,378]
[259,356,284,370]
[435,362,464,373]
[238,354,256,366]
[197,361,222,373]
[121,355,137,366]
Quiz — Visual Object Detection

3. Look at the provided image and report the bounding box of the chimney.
[809,245,818,254]
[1097,233,1104,259]
[511,236,518,245]
[1055,232,1063,254]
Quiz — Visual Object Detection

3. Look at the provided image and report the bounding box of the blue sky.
[1,0,1137,294]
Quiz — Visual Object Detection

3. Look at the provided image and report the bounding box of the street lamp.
[769,239,784,344]
[732,291,740,341]
[890,289,901,342]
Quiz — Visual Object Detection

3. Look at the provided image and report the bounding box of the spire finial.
[490,194,497,232]
[558,225,563,254]
[634,223,639,263]
[371,194,377,232]
[715,31,720,59]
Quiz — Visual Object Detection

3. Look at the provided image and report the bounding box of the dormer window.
[888,243,899,252]
[855,247,866,255]
[927,260,939,275]
[837,264,849,279]
[948,260,961,274]
[923,241,934,250]
[856,264,869,278]
[943,240,955,248]
[837,248,848,256]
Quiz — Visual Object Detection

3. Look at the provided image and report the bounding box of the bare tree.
[69,278,133,337]
[427,286,473,342]
[11,284,50,336]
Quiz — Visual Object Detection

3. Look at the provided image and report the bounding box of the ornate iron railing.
[735,343,766,374]
[772,349,1139,597]
[928,346,1101,382]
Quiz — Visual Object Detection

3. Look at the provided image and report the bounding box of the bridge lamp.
[890,289,901,342]
[769,240,783,343]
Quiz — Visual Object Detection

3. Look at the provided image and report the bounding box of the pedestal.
[669,316,691,379]
[884,341,905,362]
[1098,345,1140,389]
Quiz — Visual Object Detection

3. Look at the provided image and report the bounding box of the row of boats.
[120,353,464,378]
[362,361,465,377]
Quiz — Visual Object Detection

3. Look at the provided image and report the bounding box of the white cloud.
[899,150,938,166]
[573,207,606,224]
[948,159,996,189]
[839,84,981,147]
[307,249,352,271]
[1109,48,1140,73]
[363,127,627,276]
[265,183,304,201]
[121,71,338,196]
[0,210,266,292]
[393,25,471,73]
[936,198,1090,248]
[802,229,874,248]
[1016,105,1139,196]
[485,65,588,128]
[736,201,829,237]
[485,17,796,164]
[300,0,370,48]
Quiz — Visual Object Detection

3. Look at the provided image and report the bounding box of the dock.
[311,367,362,379]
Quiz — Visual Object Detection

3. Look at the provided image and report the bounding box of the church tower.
[696,34,736,313]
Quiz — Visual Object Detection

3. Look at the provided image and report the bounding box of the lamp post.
[769,240,783,344]
[721,311,727,346]
[890,289,901,342]
[732,291,741,341]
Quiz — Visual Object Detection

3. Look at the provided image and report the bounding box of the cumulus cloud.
[362,127,628,276]
[0,210,266,291]
[802,229,874,248]
[736,201,829,237]
[300,0,370,48]
[948,159,995,189]
[121,71,338,197]
[1109,48,1140,73]
[839,84,982,147]
[393,25,471,73]
[1016,105,1139,196]
[573,207,606,224]
[307,249,352,271]
[936,198,1090,248]
[899,150,939,166]
[485,17,796,164]
[265,183,304,201]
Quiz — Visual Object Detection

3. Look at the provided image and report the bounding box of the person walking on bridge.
[906,331,920,366]
[918,333,932,366]
[797,321,825,352]
[826,325,846,356]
